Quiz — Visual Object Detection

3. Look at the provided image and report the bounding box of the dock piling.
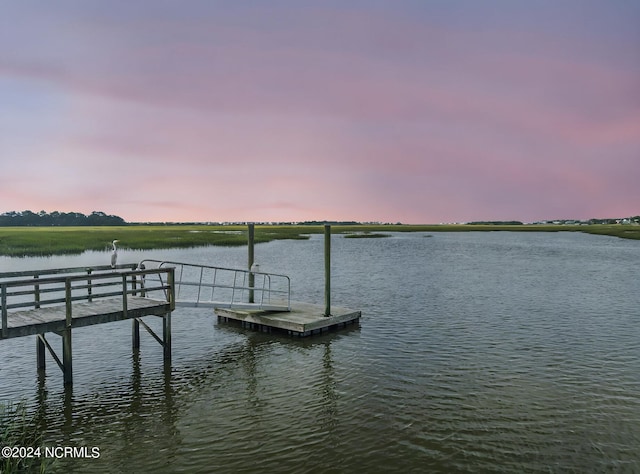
[36,336,46,371]
[1,285,6,338]
[62,328,72,385]
[132,319,140,349]
[163,313,171,360]
[248,223,255,303]
[324,224,331,317]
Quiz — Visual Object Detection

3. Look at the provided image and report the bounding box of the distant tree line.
[467,221,524,226]
[0,210,126,226]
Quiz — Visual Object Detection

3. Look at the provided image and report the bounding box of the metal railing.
[139,259,291,311]
[0,265,175,338]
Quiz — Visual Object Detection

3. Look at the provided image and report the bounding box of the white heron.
[111,240,119,268]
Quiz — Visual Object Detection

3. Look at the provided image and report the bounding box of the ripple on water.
[1,232,639,473]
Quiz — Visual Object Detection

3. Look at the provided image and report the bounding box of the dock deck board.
[216,301,361,336]
[3,296,171,339]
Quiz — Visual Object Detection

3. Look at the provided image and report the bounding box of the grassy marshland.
[0,402,47,473]
[343,232,390,239]
[0,225,309,257]
[0,224,637,257]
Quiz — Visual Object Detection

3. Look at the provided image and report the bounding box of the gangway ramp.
[139,260,291,312]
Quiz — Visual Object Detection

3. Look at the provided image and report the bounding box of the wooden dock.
[216,301,361,336]
[1,264,175,385]
[1,228,361,386]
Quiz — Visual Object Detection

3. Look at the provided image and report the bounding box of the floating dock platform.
[216,302,361,337]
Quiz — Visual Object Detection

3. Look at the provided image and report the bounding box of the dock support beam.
[62,328,72,385]
[132,319,140,349]
[248,223,255,304]
[36,336,46,371]
[163,313,171,360]
[324,224,331,317]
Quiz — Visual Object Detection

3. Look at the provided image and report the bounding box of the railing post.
[122,274,128,319]
[324,224,331,316]
[34,275,40,308]
[87,268,93,302]
[167,268,175,310]
[138,263,146,297]
[65,279,72,327]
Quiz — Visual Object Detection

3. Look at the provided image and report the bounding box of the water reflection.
[319,342,338,433]
[32,354,181,472]
[24,319,356,472]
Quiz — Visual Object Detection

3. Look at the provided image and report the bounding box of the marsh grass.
[343,232,390,239]
[0,224,637,257]
[579,225,640,240]
[0,401,47,473]
[0,226,305,257]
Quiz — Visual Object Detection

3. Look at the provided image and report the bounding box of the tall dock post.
[163,313,171,360]
[63,279,73,385]
[163,267,175,360]
[36,338,46,371]
[324,224,331,317]
[35,275,45,371]
[248,223,255,303]
[62,330,72,385]
[132,319,140,349]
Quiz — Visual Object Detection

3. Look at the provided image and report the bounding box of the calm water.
[1,232,638,473]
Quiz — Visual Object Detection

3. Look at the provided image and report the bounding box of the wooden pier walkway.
[3,296,171,338]
[1,264,175,385]
[1,235,361,386]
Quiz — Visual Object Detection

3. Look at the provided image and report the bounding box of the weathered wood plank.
[216,301,361,336]
[2,296,170,339]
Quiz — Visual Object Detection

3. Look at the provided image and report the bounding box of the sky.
[1,1,639,224]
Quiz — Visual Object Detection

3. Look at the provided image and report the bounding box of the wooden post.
[132,319,140,349]
[1,284,7,338]
[63,277,73,385]
[122,274,128,319]
[164,266,174,360]
[65,279,72,328]
[248,223,255,303]
[86,268,92,302]
[167,268,175,311]
[163,312,171,360]
[138,263,146,297]
[324,224,331,317]
[36,336,46,371]
[62,328,72,385]
[34,275,40,308]
[132,272,138,295]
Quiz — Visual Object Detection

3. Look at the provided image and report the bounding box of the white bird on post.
[111,240,119,268]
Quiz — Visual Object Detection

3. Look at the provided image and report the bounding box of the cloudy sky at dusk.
[2,1,638,223]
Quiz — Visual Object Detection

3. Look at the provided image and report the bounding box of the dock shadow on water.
[1,232,640,473]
